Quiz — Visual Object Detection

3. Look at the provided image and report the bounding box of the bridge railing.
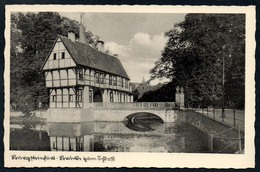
[93,102,175,109]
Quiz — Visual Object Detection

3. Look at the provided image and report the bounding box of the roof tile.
[60,35,130,79]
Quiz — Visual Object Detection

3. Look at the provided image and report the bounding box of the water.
[10,125,50,151]
[10,119,209,153]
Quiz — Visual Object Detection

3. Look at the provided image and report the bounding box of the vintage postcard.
[4,5,255,168]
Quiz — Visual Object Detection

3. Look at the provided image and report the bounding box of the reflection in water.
[10,113,50,151]
[124,112,164,132]
[10,125,50,151]
[10,119,209,152]
[93,122,208,153]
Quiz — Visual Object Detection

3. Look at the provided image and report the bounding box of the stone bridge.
[47,102,178,123]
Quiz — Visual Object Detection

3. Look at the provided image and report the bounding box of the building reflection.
[46,121,206,153]
[47,122,94,151]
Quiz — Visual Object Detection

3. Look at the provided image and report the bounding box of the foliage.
[150,14,245,109]
[132,89,140,102]
[138,82,176,102]
[10,12,99,110]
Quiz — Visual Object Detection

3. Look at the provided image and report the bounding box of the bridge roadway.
[47,102,178,123]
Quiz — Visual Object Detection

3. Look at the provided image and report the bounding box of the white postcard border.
[4,5,256,168]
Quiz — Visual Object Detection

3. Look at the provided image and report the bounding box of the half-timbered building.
[42,27,133,109]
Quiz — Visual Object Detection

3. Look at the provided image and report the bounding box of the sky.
[59,12,186,84]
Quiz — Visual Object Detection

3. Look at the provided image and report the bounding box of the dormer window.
[53,53,57,60]
[61,52,65,59]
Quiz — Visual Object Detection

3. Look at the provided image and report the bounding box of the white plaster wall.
[47,108,94,123]
[47,108,178,123]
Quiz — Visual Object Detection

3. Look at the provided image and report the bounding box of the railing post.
[233,110,236,126]
[209,134,214,152]
[39,131,42,140]
[213,107,215,119]
[238,125,242,153]
[207,107,208,116]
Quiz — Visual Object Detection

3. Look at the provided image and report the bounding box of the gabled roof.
[43,35,130,79]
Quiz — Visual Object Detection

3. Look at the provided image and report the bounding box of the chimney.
[97,40,104,52]
[68,31,75,42]
[113,54,118,58]
[79,24,88,44]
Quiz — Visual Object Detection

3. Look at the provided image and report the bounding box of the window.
[89,90,93,103]
[52,95,57,102]
[125,80,129,88]
[121,78,124,87]
[109,75,112,85]
[76,89,83,102]
[78,68,83,81]
[56,89,62,104]
[119,93,122,102]
[53,53,57,60]
[110,92,114,102]
[95,73,100,83]
[100,73,104,84]
[69,95,74,102]
[113,76,117,86]
[61,52,65,59]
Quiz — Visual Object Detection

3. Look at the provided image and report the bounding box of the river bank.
[10,111,47,125]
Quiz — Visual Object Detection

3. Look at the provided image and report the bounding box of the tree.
[132,89,140,102]
[138,82,176,102]
[10,12,99,110]
[150,14,245,109]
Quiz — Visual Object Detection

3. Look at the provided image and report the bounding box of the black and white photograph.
[4,5,255,168]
